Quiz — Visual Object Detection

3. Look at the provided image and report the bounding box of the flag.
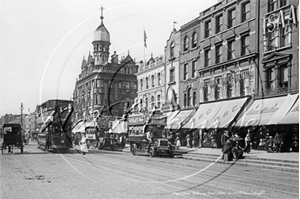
[144,29,147,48]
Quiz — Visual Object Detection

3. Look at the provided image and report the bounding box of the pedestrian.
[244,131,251,153]
[176,136,181,149]
[221,130,229,148]
[274,132,282,153]
[185,133,191,148]
[146,129,153,143]
[210,129,217,149]
[222,139,233,163]
[266,136,274,153]
[80,133,88,155]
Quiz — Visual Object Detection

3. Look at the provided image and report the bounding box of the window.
[266,31,276,51]
[140,79,143,91]
[187,88,191,107]
[192,60,197,78]
[267,68,276,89]
[279,0,287,7]
[242,2,250,22]
[125,82,130,89]
[204,48,211,67]
[203,79,210,102]
[157,95,161,108]
[183,36,189,51]
[215,76,221,100]
[158,73,161,85]
[170,42,175,57]
[151,96,155,110]
[228,8,236,28]
[240,78,245,96]
[146,77,149,89]
[139,99,143,109]
[192,92,196,106]
[184,63,188,80]
[205,20,211,38]
[184,94,187,107]
[241,34,250,56]
[279,65,288,88]
[192,32,197,48]
[215,14,223,33]
[170,69,175,83]
[227,74,232,98]
[268,0,276,12]
[151,75,155,87]
[145,97,148,111]
[280,26,290,48]
[215,44,222,64]
[227,39,234,60]
[96,79,100,88]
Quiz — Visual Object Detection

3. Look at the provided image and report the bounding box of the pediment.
[262,52,291,64]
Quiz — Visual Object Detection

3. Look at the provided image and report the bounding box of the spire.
[100,5,104,25]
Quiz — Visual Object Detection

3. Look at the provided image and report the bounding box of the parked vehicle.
[128,111,174,158]
[1,123,23,154]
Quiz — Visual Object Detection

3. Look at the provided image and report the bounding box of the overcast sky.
[0,0,217,116]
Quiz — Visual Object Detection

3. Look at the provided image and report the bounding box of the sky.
[0,0,217,116]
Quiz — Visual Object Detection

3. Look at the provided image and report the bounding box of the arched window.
[170,42,175,57]
[187,88,191,107]
[157,73,161,85]
[140,79,143,91]
[193,92,196,106]
[184,36,189,51]
[184,94,187,107]
[146,77,149,89]
[192,32,197,48]
[151,96,155,110]
[157,95,161,108]
[151,75,155,87]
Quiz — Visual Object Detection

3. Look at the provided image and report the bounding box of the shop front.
[234,94,299,152]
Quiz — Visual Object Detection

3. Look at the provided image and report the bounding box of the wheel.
[131,144,137,155]
[149,147,155,158]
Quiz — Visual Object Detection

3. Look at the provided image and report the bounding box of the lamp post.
[20,102,24,130]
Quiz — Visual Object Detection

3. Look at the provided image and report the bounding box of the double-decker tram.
[36,99,73,151]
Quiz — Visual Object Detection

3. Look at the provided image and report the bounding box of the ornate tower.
[92,6,110,65]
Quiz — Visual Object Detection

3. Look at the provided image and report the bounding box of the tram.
[36,99,73,151]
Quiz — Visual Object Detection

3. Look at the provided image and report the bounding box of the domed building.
[73,7,138,126]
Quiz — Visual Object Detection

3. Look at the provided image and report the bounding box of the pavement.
[122,144,299,173]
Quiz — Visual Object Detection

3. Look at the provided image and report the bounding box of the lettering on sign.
[246,105,279,115]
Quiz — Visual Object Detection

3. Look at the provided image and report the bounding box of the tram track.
[61,153,298,198]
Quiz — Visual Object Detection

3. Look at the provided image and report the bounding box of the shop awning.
[278,96,299,124]
[112,120,128,134]
[72,120,97,134]
[165,110,194,130]
[206,97,249,129]
[166,110,180,126]
[183,102,222,129]
[267,94,299,125]
[234,96,286,127]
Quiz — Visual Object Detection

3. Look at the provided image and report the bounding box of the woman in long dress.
[80,133,88,155]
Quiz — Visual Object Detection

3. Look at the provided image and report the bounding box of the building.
[162,27,181,112]
[258,0,298,97]
[73,8,138,122]
[136,54,165,112]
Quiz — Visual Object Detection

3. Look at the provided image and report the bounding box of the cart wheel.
[131,144,137,155]
[149,147,155,158]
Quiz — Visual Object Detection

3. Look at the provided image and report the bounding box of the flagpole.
[143,28,146,66]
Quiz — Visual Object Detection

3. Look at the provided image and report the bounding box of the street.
[0,142,298,199]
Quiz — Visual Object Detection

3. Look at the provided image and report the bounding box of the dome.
[94,24,110,42]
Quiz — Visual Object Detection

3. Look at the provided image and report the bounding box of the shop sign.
[264,5,297,33]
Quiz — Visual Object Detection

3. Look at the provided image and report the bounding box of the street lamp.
[20,102,24,130]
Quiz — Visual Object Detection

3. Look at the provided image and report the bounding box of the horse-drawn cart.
[1,123,24,154]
